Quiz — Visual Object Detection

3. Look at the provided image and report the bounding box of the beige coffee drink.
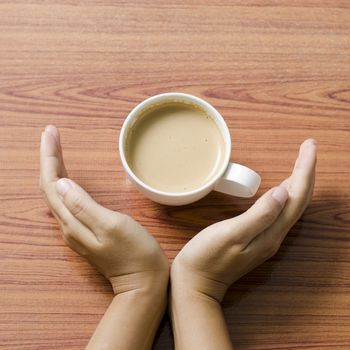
[125,101,226,193]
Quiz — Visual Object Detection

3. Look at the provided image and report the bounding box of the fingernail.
[272,186,288,206]
[45,125,56,133]
[45,125,56,140]
[309,138,317,146]
[56,178,72,198]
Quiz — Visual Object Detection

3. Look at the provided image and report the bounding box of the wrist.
[169,265,234,350]
[171,259,228,303]
[109,269,169,297]
[87,272,169,350]
[114,282,167,306]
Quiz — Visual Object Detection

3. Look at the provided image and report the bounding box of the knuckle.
[104,218,119,233]
[260,232,281,260]
[259,204,278,225]
[105,213,127,233]
[92,241,105,254]
[69,195,85,217]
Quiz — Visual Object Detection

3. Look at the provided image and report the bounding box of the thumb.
[228,186,289,245]
[56,178,112,232]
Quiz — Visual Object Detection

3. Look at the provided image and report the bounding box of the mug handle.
[214,163,261,198]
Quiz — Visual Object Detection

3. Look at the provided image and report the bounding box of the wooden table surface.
[1,1,350,349]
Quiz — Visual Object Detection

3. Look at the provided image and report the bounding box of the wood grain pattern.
[1,1,349,349]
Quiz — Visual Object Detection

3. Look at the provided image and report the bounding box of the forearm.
[86,287,167,350]
[170,286,234,350]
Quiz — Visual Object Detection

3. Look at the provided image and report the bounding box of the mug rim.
[119,92,231,198]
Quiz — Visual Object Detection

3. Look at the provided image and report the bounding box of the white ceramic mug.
[119,93,261,205]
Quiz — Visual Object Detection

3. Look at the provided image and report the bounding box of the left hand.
[40,125,169,295]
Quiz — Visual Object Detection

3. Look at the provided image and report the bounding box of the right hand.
[40,125,169,295]
[171,139,317,302]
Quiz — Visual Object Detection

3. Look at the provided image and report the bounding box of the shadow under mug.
[119,92,261,205]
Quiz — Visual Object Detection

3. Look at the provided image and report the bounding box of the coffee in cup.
[125,101,226,193]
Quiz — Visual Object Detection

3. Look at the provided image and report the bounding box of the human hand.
[171,139,317,302]
[39,125,169,295]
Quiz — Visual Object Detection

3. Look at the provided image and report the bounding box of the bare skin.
[40,125,316,350]
[40,125,169,350]
[170,139,317,350]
